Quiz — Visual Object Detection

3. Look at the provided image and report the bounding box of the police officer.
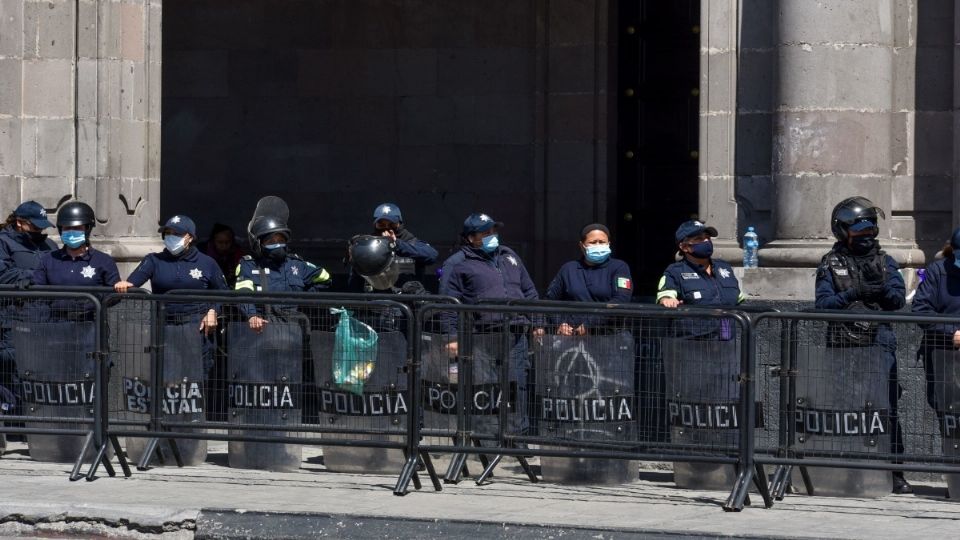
[439,212,539,352]
[34,201,119,288]
[0,201,56,429]
[347,203,437,292]
[114,215,228,371]
[913,227,960,381]
[234,213,331,332]
[0,201,57,287]
[544,223,633,335]
[657,220,743,310]
[815,196,909,494]
[33,201,119,321]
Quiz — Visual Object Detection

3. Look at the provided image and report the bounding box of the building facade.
[0,1,952,298]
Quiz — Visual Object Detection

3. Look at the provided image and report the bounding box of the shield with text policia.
[312,327,408,474]
[227,321,304,472]
[13,319,97,463]
[791,342,893,497]
[534,333,637,484]
[123,322,208,467]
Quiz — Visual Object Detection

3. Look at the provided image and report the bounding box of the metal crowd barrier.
[0,287,119,481]
[97,291,444,494]
[4,287,960,511]
[408,302,769,510]
[752,309,960,500]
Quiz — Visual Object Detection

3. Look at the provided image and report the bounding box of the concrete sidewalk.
[0,441,958,539]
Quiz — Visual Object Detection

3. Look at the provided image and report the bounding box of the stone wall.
[0,0,163,273]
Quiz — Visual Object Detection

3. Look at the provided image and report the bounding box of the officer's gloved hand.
[15,278,31,290]
[858,281,885,302]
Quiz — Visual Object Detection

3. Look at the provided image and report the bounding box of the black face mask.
[28,231,46,244]
[849,236,876,255]
[266,246,287,261]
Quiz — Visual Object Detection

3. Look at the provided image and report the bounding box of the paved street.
[1,441,958,538]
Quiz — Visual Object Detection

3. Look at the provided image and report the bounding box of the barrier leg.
[443,452,469,484]
[419,451,442,491]
[85,442,114,481]
[110,436,132,477]
[69,432,95,481]
[166,438,185,467]
[799,465,814,495]
[516,453,538,483]
[723,466,753,512]
[475,454,503,485]
[393,454,419,496]
[769,465,791,500]
[136,438,160,470]
[753,462,773,507]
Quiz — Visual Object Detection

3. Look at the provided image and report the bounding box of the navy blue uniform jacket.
[0,226,56,285]
[34,247,120,287]
[126,246,228,318]
[545,257,632,328]
[815,249,904,351]
[657,257,742,338]
[912,255,960,348]
[439,245,538,332]
[234,254,331,318]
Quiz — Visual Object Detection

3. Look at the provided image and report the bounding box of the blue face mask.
[584,244,611,264]
[164,235,187,256]
[481,234,499,253]
[954,257,960,271]
[61,230,86,249]
[689,239,714,259]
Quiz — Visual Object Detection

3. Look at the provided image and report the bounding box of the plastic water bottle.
[743,226,759,269]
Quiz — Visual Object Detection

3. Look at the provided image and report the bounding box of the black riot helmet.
[349,235,399,291]
[56,201,96,232]
[248,216,291,258]
[830,196,885,243]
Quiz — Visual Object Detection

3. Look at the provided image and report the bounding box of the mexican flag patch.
[617,277,632,290]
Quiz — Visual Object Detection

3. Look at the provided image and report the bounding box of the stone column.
[0,0,161,276]
[761,0,923,276]
[698,0,741,262]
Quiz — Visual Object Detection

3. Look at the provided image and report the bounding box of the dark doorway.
[616,1,700,298]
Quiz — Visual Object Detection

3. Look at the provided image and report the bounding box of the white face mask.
[164,235,187,256]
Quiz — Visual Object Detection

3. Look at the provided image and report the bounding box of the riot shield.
[791,344,892,497]
[13,321,97,463]
[535,333,637,485]
[929,349,960,498]
[312,330,407,473]
[662,337,740,490]
[227,321,303,472]
[125,323,208,467]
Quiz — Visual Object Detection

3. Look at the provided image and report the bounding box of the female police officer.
[656,220,743,311]
[114,215,228,371]
[34,201,119,289]
[545,223,632,335]
[0,201,57,426]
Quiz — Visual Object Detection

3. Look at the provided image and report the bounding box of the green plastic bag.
[332,308,379,395]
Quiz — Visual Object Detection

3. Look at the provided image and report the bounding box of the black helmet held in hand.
[831,196,885,243]
[56,201,96,232]
[349,234,399,291]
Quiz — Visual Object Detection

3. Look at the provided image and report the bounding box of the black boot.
[893,472,913,494]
